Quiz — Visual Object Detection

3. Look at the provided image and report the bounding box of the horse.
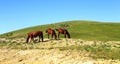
[46,28,57,40]
[26,30,43,43]
[55,28,71,39]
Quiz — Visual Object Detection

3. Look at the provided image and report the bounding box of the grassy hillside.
[1,20,120,41]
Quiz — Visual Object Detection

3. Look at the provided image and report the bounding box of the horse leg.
[26,36,30,43]
[31,37,34,42]
[38,36,41,42]
[54,34,57,40]
[64,34,66,38]
[41,33,44,42]
[51,34,54,39]
[41,36,43,42]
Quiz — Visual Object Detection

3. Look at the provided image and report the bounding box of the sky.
[0,0,120,34]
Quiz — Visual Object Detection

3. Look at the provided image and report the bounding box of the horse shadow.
[42,38,62,43]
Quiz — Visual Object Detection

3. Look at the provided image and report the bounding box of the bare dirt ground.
[0,38,120,64]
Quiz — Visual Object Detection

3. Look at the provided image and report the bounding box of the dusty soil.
[0,49,120,64]
[0,38,120,64]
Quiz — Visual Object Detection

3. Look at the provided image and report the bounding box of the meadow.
[1,20,120,41]
[0,20,120,64]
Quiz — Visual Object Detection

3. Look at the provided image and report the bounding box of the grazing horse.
[26,31,43,43]
[55,28,71,39]
[46,28,57,39]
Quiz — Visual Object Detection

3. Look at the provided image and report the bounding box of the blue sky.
[0,0,120,34]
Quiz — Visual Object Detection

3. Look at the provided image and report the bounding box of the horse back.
[34,31,43,36]
[28,31,43,37]
[46,28,55,34]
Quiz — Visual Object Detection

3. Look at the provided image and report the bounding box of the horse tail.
[41,32,44,42]
[66,30,71,38]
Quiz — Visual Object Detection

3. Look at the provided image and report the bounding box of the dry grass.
[0,38,120,64]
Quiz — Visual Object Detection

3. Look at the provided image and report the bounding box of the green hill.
[1,20,120,41]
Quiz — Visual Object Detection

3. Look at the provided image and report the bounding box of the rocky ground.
[0,38,120,64]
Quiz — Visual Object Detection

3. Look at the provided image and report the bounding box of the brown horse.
[46,28,57,39]
[55,28,71,39]
[26,31,43,43]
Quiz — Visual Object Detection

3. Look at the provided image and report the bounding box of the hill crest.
[1,20,120,41]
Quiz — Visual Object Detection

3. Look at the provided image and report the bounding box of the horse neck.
[66,30,71,38]
[26,36,30,42]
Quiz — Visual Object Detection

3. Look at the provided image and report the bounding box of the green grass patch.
[1,20,120,41]
[58,45,120,60]
[0,41,120,60]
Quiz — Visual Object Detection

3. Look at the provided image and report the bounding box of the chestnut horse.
[46,28,57,39]
[26,31,43,43]
[55,28,71,39]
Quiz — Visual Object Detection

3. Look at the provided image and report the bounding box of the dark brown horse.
[55,28,71,39]
[46,28,57,39]
[26,31,43,43]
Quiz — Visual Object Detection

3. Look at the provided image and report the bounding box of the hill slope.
[1,20,120,41]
